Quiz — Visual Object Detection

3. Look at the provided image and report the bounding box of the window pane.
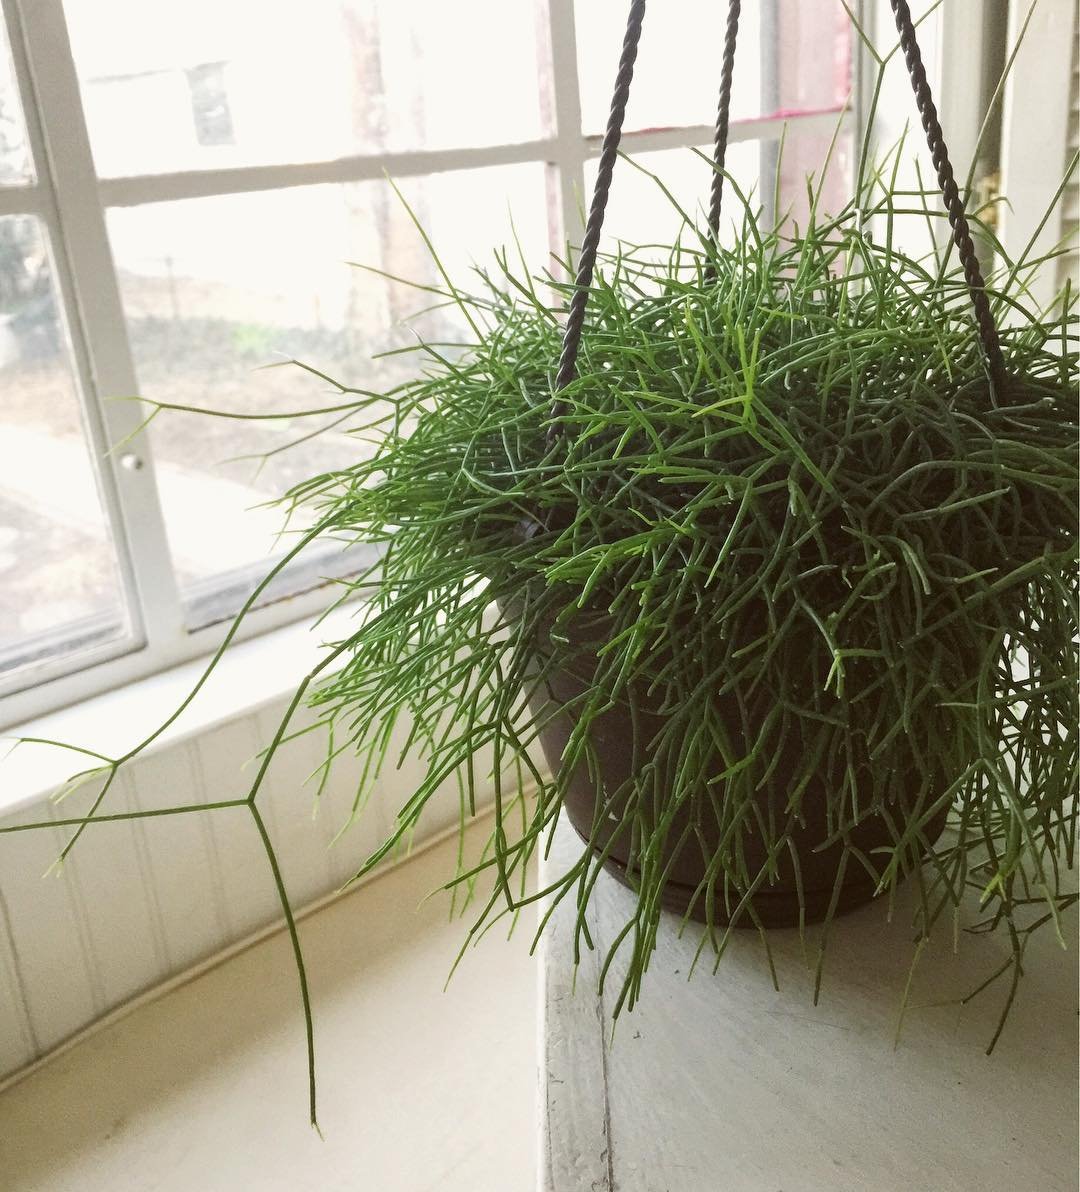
[0,16,32,184]
[586,130,853,254]
[587,142,763,252]
[63,0,545,178]
[576,0,850,136]
[106,163,551,627]
[0,217,129,679]
[772,127,854,233]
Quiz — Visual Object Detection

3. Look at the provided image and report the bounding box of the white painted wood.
[256,703,354,909]
[308,728,393,893]
[0,890,36,1074]
[98,139,561,207]
[5,0,183,660]
[0,808,99,1054]
[1,564,379,731]
[591,111,847,157]
[1060,32,1079,291]
[2,604,365,806]
[0,645,528,1083]
[539,820,611,1192]
[375,713,483,849]
[191,718,282,940]
[999,0,1078,312]
[129,742,228,972]
[864,0,949,260]
[541,0,587,260]
[0,821,537,1192]
[119,770,171,976]
[55,772,165,1011]
[0,180,41,216]
[936,0,991,186]
[540,817,1079,1192]
[261,702,335,892]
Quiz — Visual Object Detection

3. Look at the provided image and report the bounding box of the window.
[0,0,853,724]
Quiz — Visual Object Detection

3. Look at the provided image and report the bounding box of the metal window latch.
[974,169,1002,231]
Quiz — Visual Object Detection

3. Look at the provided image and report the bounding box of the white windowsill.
[1,603,362,818]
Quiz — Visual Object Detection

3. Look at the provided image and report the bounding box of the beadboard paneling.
[256,704,361,910]
[0,694,522,1084]
[0,806,101,1054]
[58,772,166,1011]
[131,743,228,972]
[191,719,281,941]
[316,741,386,893]
[380,716,505,848]
[0,891,35,1075]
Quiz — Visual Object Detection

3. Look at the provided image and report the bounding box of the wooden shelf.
[539,817,1078,1192]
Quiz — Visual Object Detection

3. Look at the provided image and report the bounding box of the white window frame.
[1,0,859,727]
[997,0,1078,312]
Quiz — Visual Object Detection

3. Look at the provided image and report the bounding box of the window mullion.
[759,0,780,228]
[543,0,586,267]
[98,140,561,208]
[7,0,185,653]
[852,0,877,166]
[0,180,42,216]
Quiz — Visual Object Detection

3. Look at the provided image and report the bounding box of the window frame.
[0,0,860,727]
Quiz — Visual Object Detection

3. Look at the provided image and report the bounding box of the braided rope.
[890,0,1007,395]
[549,0,1005,434]
[708,0,742,238]
[550,0,646,430]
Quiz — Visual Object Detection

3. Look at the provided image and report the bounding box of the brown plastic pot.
[521,605,948,929]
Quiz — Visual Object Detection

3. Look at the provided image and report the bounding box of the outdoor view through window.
[0,0,850,714]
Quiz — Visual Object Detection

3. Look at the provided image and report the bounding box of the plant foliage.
[10,126,1078,1130]
[292,153,1078,1043]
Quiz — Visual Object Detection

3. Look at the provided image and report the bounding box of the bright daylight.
[0,2,1077,1190]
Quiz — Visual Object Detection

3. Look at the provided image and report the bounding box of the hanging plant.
[12,0,1077,1127]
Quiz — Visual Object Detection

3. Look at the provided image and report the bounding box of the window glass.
[586,141,762,252]
[772,126,855,232]
[575,0,850,136]
[106,162,551,626]
[0,18,32,184]
[1,0,863,703]
[62,0,546,177]
[0,216,128,678]
[584,131,853,271]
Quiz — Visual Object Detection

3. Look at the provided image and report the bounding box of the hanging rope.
[889,0,1007,395]
[550,0,646,430]
[549,0,1007,433]
[708,0,742,239]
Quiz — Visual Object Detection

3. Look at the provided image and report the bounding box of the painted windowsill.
[1,603,361,818]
